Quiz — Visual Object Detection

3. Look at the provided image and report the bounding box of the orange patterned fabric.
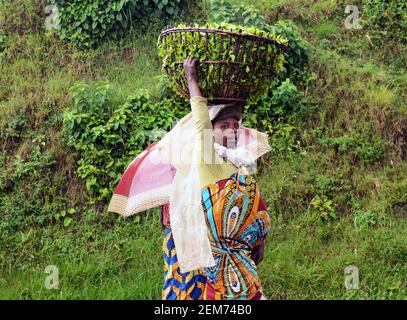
[201,171,270,300]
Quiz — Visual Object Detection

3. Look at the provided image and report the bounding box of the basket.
[158,23,288,105]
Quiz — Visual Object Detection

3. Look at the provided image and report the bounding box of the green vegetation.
[363,0,407,43]
[0,0,406,299]
[49,0,187,48]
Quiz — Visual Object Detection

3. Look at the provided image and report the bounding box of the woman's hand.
[183,56,203,99]
[183,56,198,80]
[252,240,265,265]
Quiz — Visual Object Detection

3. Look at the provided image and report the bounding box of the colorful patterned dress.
[161,95,270,300]
[202,171,270,299]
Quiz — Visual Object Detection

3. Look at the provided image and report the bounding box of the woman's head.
[211,103,242,149]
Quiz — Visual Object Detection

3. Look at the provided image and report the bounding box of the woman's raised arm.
[183,56,202,99]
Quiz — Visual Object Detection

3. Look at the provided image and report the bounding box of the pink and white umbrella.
[107,141,176,217]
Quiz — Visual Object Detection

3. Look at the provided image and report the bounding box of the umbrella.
[107,141,176,217]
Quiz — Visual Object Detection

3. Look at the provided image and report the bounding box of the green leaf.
[64,217,73,228]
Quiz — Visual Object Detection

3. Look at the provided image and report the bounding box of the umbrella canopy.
[107,141,176,217]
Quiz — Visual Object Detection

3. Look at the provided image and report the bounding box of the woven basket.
[158,24,288,105]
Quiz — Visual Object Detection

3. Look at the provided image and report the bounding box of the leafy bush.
[319,132,385,165]
[0,144,63,232]
[154,74,176,99]
[354,208,377,230]
[355,137,385,165]
[268,20,309,84]
[243,78,305,125]
[0,106,27,142]
[208,0,269,30]
[310,194,337,223]
[363,0,407,43]
[243,79,305,157]
[62,82,189,202]
[49,0,185,48]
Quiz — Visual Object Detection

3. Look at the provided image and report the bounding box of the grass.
[0,210,164,299]
[257,161,407,299]
[1,204,405,300]
[313,21,340,39]
[0,0,406,300]
[86,29,165,102]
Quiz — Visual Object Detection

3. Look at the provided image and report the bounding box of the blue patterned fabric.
[162,227,207,300]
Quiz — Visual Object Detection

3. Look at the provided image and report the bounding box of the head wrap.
[211,104,242,124]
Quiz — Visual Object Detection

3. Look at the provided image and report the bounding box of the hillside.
[0,0,406,299]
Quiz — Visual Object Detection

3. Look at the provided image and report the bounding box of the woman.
[166,56,271,300]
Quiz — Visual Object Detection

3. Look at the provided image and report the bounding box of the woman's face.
[212,117,240,149]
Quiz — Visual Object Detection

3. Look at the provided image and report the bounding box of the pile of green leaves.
[363,0,407,44]
[62,82,189,202]
[49,0,185,48]
[157,22,288,102]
